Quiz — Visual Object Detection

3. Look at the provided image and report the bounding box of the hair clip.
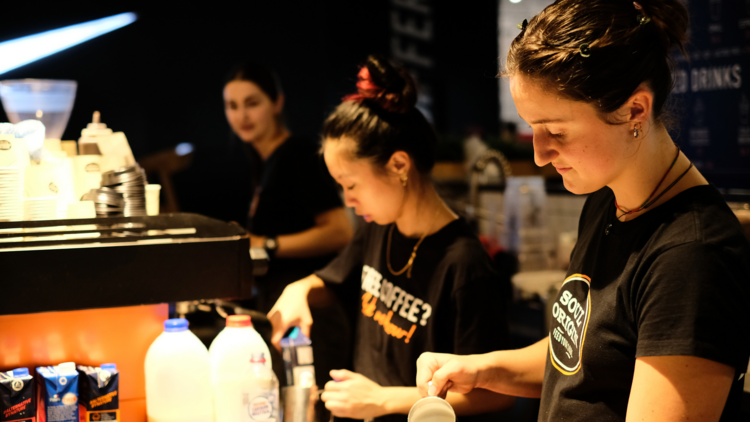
[579,43,591,58]
[633,2,651,25]
[517,19,528,31]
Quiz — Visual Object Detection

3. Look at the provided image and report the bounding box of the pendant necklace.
[387,207,439,279]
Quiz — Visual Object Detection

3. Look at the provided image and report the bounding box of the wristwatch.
[264,236,278,258]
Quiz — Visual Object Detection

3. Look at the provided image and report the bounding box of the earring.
[633,123,642,138]
[400,175,408,187]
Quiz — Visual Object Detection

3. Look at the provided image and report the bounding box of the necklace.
[387,214,438,279]
[615,144,693,219]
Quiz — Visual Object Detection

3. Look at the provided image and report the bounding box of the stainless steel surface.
[282,386,327,422]
[101,165,148,217]
[467,149,512,224]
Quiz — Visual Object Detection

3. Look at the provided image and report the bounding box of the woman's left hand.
[249,234,266,248]
[321,370,386,419]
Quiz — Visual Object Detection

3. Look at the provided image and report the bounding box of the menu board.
[672,0,750,192]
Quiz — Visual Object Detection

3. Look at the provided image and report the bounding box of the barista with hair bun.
[267,55,515,422]
[415,1,750,421]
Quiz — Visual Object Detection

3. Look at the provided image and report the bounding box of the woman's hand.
[249,234,266,248]
[266,277,318,351]
[320,370,387,419]
[418,340,548,399]
[416,353,482,398]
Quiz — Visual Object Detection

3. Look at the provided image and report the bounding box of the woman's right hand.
[416,352,482,398]
[267,277,317,351]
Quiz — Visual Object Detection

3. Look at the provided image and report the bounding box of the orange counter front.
[0,304,168,422]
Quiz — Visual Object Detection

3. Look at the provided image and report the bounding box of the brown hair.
[503,0,689,125]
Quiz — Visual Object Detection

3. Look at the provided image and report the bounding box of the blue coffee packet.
[36,363,79,422]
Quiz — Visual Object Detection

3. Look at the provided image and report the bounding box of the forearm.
[276,227,346,258]
[447,389,515,415]
[476,338,548,398]
[379,387,514,416]
[291,274,334,308]
[380,387,423,415]
[276,209,352,259]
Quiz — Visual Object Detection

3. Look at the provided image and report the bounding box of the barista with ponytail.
[416,1,750,421]
[267,55,515,421]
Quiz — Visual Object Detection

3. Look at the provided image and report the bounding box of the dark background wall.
[671,0,750,193]
[0,0,500,159]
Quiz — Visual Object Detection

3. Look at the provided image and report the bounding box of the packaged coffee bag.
[76,364,119,422]
[0,368,35,422]
[36,363,79,422]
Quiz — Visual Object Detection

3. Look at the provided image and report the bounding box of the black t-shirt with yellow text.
[540,185,750,422]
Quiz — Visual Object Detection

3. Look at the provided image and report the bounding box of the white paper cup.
[23,197,57,221]
[24,163,58,198]
[408,396,455,422]
[145,184,161,216]
[71,155,102,200]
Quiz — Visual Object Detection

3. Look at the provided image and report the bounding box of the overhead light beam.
[0,12,137,75]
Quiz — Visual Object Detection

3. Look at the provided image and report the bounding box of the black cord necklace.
[616,147,694,220]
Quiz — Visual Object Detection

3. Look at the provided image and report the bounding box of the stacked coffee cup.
[82,187,125,217]
[101,165,148,217]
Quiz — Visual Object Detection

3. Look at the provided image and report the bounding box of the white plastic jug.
[145,318,213,422]
[209,315,272,422]
[242,353,279,422]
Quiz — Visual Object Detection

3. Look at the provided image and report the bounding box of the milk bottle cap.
[164,318,189,332]
[12,368,29,378]
[226,315,252,327]
[101,363,117,371]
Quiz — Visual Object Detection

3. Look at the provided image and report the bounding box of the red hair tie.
[343,66,384,102]
[343,66,402,112]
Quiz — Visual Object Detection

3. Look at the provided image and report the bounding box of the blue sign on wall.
[672,0,750,192]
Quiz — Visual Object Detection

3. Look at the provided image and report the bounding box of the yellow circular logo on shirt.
[549,274,592,375]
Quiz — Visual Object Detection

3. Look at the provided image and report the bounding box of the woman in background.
[222,62,353,311]
[223,62,353,387]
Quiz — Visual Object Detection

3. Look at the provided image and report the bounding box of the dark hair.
[225,62,283,102]
[322,54,437,175]
[504,0,689,125]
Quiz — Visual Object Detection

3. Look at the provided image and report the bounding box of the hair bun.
[635,0,689,56]
[344,54,417,113]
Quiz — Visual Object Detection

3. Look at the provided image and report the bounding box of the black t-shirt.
[316,218,510,422]
[173,132,255,224]
[539,185,750,422]
[247,135,343,311]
